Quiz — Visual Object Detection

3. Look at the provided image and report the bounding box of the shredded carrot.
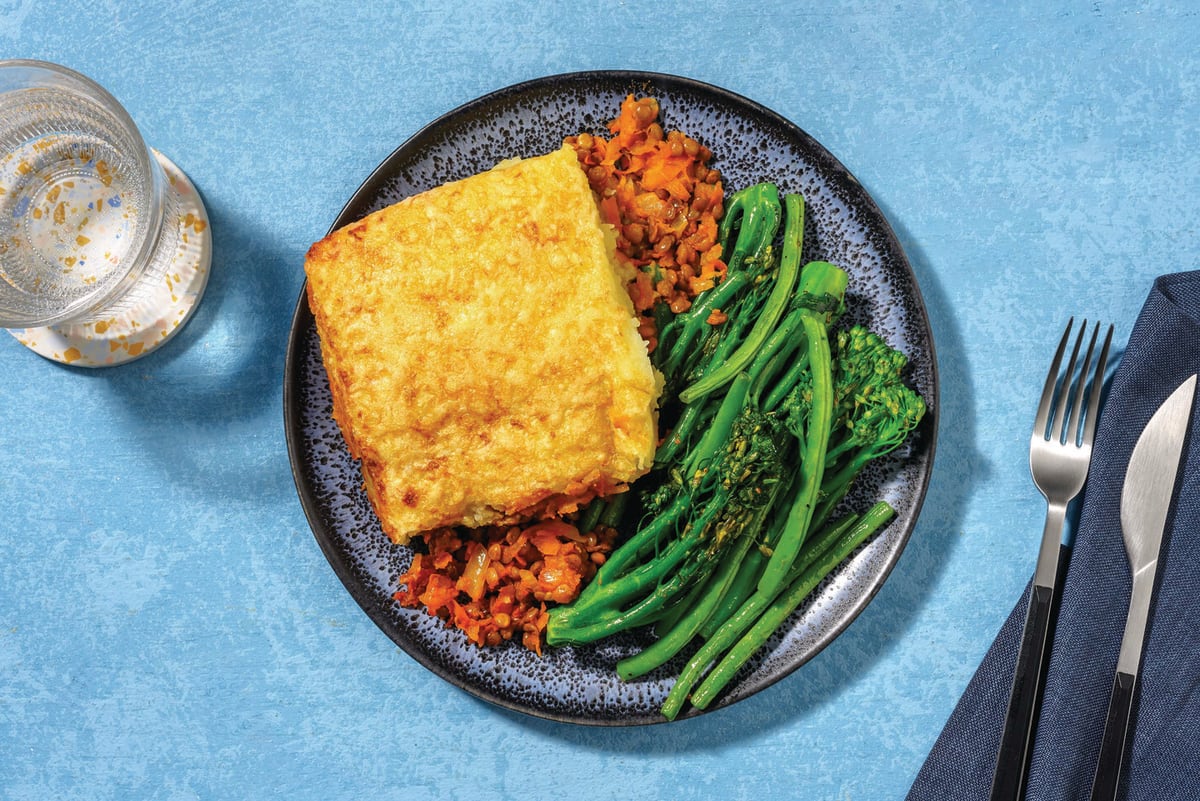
[395,520,617,654]
[566,95,727,351]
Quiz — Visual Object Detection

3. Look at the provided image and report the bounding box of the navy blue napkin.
[908,271,1200,801]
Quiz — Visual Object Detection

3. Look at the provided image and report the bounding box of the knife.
[1089,373,1197,801]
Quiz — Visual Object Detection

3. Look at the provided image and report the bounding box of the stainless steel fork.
[989,318,1114,801]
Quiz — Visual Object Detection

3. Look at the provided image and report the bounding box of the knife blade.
[1089,373,1196,801]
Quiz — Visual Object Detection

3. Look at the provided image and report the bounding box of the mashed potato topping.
[303,144,662,546]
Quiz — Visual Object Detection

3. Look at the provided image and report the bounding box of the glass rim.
[0,59,152,170]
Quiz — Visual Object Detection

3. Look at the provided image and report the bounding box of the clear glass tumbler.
[0,59,211,366]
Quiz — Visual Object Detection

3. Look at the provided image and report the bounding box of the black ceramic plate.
[284,71,938,725]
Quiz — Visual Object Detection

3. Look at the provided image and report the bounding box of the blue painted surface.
[1,2,1196,798]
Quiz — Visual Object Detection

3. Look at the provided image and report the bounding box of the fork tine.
[1034,318,1074,439]
[1050,320,1088,444]
[1066,322,1101,446]
[1081,324,1114,447]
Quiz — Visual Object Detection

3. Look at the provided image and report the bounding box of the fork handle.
[1089,670,1137,801]
[989,544,1069,801]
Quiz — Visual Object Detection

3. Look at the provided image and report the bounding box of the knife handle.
[989,581,1058,801]
[1089,670,1137,801]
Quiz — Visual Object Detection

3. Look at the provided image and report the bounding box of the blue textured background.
[2,2,1196,799]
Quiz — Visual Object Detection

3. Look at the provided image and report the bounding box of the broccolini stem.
[607,504,708,590]
[678,193,804,405]
[576,497,606,537]
[657,270,751,378]
[812,456,872,531]
[688,502,895,712]
[646,564,712,633]
[718,183,781,273]
[744,307,806,407]
[762,349,811,413]
[655,307,754,468]
[576,483,635,544]
[547,540,725,646]
[598,490,629,528]
[695,454,801,638]
[753,262,849,594]
[679,371,752,476]
[654,400,710,468]
[658,182,780,380]
[659,510,866,721]
[715,180,750,248]
[617,531,758,681]
[590,492,685,582]
[697,547,766,640]
[553,495,690,629]
[602,371,751,582]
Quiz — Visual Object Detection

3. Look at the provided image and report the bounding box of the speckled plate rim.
[283,70,939,726]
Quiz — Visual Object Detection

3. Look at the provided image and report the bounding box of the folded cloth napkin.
[908,271,1200,801]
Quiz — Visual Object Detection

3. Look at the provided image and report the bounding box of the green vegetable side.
[546,182,927,720]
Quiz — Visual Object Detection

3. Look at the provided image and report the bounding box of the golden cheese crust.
[304,145,661,544]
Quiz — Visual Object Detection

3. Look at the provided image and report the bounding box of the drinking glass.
[0,59,211,366]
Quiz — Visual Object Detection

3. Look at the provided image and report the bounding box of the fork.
[989,318,1114,801]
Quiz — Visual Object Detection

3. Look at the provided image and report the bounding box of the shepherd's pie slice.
[304,145,661,545]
